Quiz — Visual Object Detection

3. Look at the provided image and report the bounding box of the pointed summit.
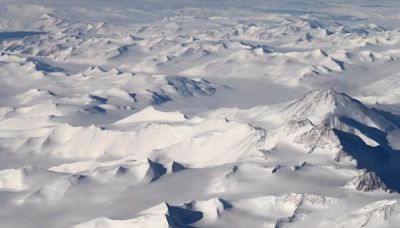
[346,171,388,192]
[284,89,360,122]
[114,106,187,125]
[282,89,390,130]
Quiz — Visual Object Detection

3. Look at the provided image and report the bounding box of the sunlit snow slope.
[1,0,400,227]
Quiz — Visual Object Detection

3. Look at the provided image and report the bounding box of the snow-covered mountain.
[1,0,400,228]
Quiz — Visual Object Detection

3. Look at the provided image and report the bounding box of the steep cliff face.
[346,170,388,192]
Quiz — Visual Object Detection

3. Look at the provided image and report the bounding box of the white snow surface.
[1,0,400,227]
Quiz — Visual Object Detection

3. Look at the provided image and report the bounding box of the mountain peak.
[283,88,358,123]
[301,88,348,104]
[282,88,392,132]
[346,171,387,192]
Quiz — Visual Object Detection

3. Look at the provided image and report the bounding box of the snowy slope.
[1,0,400,228]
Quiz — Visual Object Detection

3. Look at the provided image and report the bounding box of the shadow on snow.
[335,116,400,191]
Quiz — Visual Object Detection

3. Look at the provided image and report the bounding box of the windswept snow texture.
[2,0,400,227]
